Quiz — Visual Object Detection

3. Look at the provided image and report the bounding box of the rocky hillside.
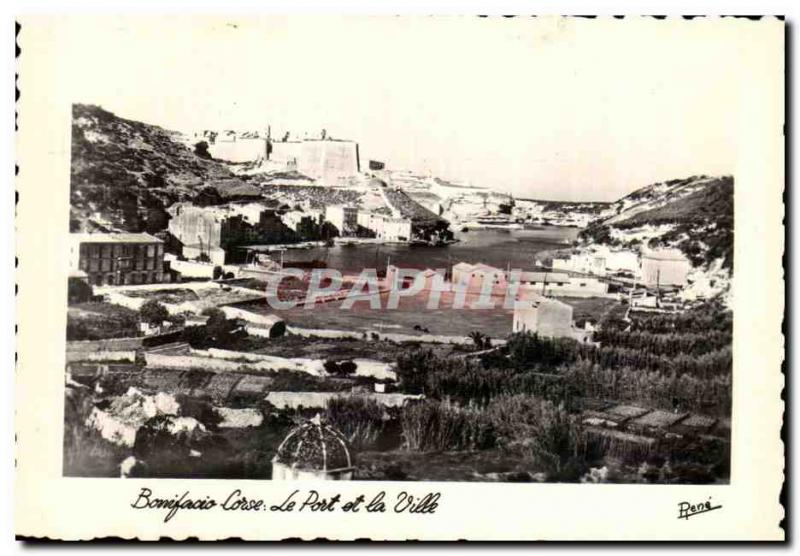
[70,104,247,232]
[579,175,734,269]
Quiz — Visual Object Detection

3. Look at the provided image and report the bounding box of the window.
[113,244,122,257]
[89,260,99,272]
[101,259,111,272]
[102,245,112,258]
[90,245,100,258]
[106,274,115,285]
[147,258,154,270]
[147,245,155,257]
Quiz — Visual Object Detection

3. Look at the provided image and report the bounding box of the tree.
[139,299,169,326]
[323,359,357,377]
[468,331,487,349]
[194,141,212,159]
[67,277,93,305]
[202,308,238,344]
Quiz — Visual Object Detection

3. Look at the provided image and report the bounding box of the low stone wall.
[142,347,395,381]
[65,350,136,363]
[201,348,326,376]
[265,391,423,410]
[168,259,217,279]
[286,326,506,347]
[144,352,249,372]
[220,306,282,326]
[66,337,144,352]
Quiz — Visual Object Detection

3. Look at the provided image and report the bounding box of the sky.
[43,16,749,201]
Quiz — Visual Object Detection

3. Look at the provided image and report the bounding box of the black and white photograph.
[61,16,736,485]
[12,12,785,541]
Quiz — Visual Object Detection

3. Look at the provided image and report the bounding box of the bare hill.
[580,175,734,269]
[70,104,247,232]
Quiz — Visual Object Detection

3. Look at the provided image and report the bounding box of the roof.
[182,243,226,253]
[71,233,163,244]
[217,182,263,199]
[519,272,571,283]
[381,187,444,223]
[452,262,503,273]
[272,415,352,471]
[513,295,565,310]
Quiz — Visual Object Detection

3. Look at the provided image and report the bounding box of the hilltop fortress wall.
[270,140,360,183]
[207,138,268,163]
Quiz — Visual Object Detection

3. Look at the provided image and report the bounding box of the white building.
[282,209,322,233]
[640,248,691,287]
[552,247,641,277]
[552,253,607,276]
[325,205,358,236]
[512,297,592,342]
[518,272,609,298]
[357,212,413,242]
[376,217,413,242]
[451,262,609,298]
[450,262,507,292]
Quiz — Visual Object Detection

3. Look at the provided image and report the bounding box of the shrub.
[323,359,358,377]
[202,308,241,347]
[325,396,386,451]
[67,277,93,305]
[486,395,584,475]
[400,400,495,452]
[139,299,169,326]
[66,302,140,340]
[194,140,211,159]
[181,325,210,348]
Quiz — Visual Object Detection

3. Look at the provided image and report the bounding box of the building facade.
[168,203,296,263]
[325,205,359,236]
[269,139,360,183]
[513,298,592,342]
[518,272,609,298]
[640,248,691,287]
[69,233,164,286]
[451,262,609,298]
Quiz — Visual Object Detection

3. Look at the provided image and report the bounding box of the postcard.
[14,14,785,540]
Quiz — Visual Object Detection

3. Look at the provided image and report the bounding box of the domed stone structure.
[271,415,354,481]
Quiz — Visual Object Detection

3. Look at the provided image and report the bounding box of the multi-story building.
[356,211,413,242]
[168,203,297,263]
[69,233,164,286]
[325,205,359,236]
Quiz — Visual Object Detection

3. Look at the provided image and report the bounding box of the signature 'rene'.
[677,497,722,520]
